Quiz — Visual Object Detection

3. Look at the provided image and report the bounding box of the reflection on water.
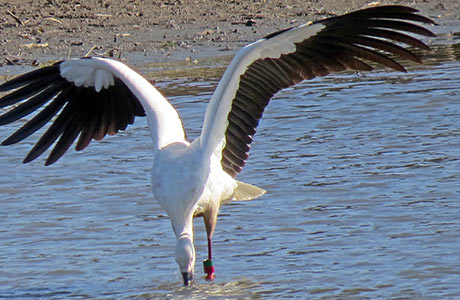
[0,32,459,299]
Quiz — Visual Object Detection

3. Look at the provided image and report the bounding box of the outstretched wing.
[199,5,435,177]
[0,58,146,165]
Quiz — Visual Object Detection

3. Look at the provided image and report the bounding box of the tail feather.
[231,181,266,201]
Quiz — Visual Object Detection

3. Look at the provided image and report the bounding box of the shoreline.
[0,1,459,76]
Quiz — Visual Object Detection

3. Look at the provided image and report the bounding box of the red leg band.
[203,259,215,280]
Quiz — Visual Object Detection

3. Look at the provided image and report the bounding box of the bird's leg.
[203,205,218,281]
[207,235,213,260]
[203,226,215,281]
[203,235,214,280]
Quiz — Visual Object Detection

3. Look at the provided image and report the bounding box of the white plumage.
[0,6,434,285]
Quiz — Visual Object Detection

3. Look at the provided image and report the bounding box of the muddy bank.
[0,1,458,70]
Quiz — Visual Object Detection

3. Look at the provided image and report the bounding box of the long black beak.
[182,272,193,286]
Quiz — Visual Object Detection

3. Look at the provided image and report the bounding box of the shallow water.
[0,35,460,299]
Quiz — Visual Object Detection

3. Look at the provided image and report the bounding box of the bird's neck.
[174,212,194,242]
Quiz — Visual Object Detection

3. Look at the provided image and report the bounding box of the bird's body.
[0,5,435,285]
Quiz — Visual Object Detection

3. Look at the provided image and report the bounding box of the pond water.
[0,33,459,299]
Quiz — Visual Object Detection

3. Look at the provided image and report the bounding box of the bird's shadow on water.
[134,277,262,299]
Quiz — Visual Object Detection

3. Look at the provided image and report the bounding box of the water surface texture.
[0,38,459,299]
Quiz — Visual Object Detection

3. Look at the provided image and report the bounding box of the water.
[0,36,459,299]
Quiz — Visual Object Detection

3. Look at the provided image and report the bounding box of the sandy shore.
[0,0,459,68]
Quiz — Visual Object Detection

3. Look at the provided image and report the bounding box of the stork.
[0,6,434,285]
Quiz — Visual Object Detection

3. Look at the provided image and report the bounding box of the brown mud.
[0,1,458,75]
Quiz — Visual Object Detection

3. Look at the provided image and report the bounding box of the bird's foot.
[203,259,215,281]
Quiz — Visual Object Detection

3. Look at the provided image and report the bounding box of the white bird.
[0,6,434,285]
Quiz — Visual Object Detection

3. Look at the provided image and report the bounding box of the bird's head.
[175,235,195,286]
